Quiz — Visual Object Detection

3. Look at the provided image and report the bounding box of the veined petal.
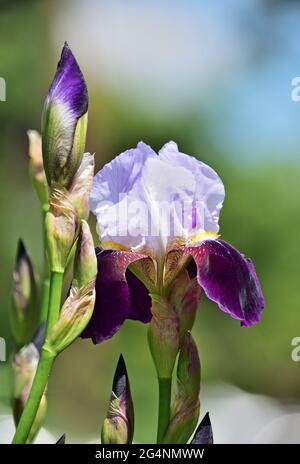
[47,42,88,118]
[91,141,225,259]
[81,249,152,344]
[182,239,264,326]
[90,142,156,251]
[90,141,156,210]
[159,141,225,236]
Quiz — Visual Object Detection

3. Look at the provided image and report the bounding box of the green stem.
[12,270,63,444]
[39,207,50,323]
[40,278,50,323]
[12,349,54,444]
[46,271,63,332]
[156,377,172,443]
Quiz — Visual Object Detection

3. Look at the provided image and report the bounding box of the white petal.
[90,142,156,248]
[159,141,225,235]
[91,141,225,257]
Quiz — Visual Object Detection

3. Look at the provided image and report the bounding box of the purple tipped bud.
[27,130,48,207]
[163,333,200,444]
[74,220,97,289]
[191,413,213,444]
[42,43,88,188]
[45,189,77,273]
[148,294,180,379]
[56,434,66,444]
[11,240,38,346]
[12,343,47,443]
[101,355,134,444]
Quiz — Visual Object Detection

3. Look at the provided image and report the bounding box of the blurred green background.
[1,0,300,443]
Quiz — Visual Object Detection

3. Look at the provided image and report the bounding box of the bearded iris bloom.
[82,141,264,344]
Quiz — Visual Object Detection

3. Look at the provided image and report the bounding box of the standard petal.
[182,239,264,326]
[159,141,225,235]
[81,249,152,344]
[90,142,156,251]
[90,141,156,211]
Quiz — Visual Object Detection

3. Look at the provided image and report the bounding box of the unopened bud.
[74,220,97,288]
[11,343,47,443]
[42,42,88,188]
[101,355,134,444]
[27,130,48,207]
[190,412,213,444]
[44,279,95,356]
[11,240,38,346]
[148,294,180,379]
[45,189,77,273]
[169,272,200,341]
[162,332,200,444]
[69,152,94,219]
[175,332,201,405]
[56,434,66,444]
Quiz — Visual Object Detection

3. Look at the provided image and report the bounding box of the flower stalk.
[11,42,91,444]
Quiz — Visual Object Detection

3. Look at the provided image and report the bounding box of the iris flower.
[82,142,264,344]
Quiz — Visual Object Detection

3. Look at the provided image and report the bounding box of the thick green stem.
[46,271,63,332]
[156,377,172,443]
[12,349,54,444]
[12,270,63,444]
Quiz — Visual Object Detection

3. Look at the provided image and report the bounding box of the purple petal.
[48,42,88,118]
[191,412,213,444]
[81,249,152,344]
[182,239,265,326]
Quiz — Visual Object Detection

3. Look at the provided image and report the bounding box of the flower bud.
[11,343,47,443]
[191,412,213,444]
[101,355,134,444]
[74,220,97,289]
[45,189,77,273]
[175,332,201,406]
[42,42,88,188]
[56,434,66,444]
[44,279,95,356]
[11,240,38,346]
[69,152,94,220]
[162,332,200,444]
[169,272,200,341]
[148,294,180,379]
[27,130,48,207]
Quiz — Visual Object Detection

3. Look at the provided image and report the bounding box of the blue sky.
[53,0,300,163]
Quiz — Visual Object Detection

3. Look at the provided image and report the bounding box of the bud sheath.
[101,355,134,444]
[163,332,201,444]
[148,294,180,379]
